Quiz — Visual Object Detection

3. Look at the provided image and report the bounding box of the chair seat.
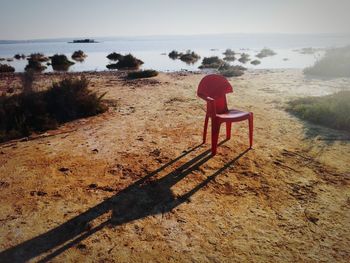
[216,109,250,121]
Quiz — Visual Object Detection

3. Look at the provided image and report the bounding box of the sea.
[1,33,350,73]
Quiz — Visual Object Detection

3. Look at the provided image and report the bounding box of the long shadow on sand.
[0,141,249,262]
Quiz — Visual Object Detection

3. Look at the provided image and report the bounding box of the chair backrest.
[197,74,233,114]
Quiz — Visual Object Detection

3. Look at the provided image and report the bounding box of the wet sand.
[0,69,349,262]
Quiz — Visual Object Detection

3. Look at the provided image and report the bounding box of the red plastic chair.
[197,74,253,155]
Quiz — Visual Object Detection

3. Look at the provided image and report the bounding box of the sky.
[0,0,350,40]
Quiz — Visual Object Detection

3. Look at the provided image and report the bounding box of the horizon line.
[1,32,350,43]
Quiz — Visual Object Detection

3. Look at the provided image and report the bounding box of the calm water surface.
[1,34,349,72]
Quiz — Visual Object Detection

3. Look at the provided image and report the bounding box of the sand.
[0,69,349,262]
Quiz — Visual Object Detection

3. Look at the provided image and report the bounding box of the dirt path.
[0,70,349,262]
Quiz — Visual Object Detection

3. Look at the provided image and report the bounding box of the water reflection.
[1,49,325,73]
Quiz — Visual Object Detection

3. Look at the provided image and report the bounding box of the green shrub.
[168,50,181,59]
[51,54,75,71]
[287,91,350,131]
[199,56,225,69]
[0,77,107,142]
[45,78,106,122]
[107,52,123,61]
[25,53,49,72]
[303,46,350,78]
[72,50,87,60]
[179,51,200,63]
[106,54,143,70]
[219,64,246,77]
[25,60,47,72]
[21,71,35,94]
[223,56,236,62]
[250,59,261,65]
[256,48,276,58]
[223,49,236,61]
[238,53,250,64]
[127,70,158,79]
[0,64,15,73]
[223,49,235,56]
[28,53,49,62]
[14,54,26,60]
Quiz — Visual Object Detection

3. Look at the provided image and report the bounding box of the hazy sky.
[1,0,350,40]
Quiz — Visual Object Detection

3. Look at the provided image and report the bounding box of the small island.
[68,39,98,44]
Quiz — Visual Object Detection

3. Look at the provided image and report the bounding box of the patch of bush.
[219,64,246,77]
[223,56,236,62]
[0,64,15,73]
[14,54,26,60]
[51,54,75,71]
[25,60,47,72]
[250,59,261,65]
[72,50,87,60]
[107,52,123,61]
[21,71,35,94]
[238,53,250,64]
[179,51,200,64]
[25,53,50,72]
[28,53,49,62]
[106,54,143,70]
[127,70,159,79]
[303,46,350,78]
[256,48,276,58]
[0,77,107,142]
[199,56,225,69]
[223,49,235,56]
[168,50,181,59]
[287,90,350,132]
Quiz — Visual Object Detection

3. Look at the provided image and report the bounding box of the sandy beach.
[0,69,349,262]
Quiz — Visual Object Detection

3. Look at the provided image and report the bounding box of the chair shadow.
[0,141,250,263]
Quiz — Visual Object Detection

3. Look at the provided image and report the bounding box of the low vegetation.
[127,70,158,79]
[250,59,261,65]
[199,56,225,69]
[0,64,15,73]
[107,52,123,61]
[25,53,50,72]
[219,63,246,77]
[168,50,181,59]
[223,49,235,57]
[303,46,350,78]
[179,51,200,63]
[28,53,49,62]
[25,60,47,72]
[168,50,200,64]
[287,90,350,132]
[14,54,26,60]
[238,53,250,64]
[72,50,87,60]
[0,77,107,142]
[106,54,143,70]
[51,54,75,71]
[256,48,276,58]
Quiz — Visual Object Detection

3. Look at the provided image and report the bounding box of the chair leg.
[226,122,232,140]
[203,115,209,144]
[249,113,253,148]
[211,120,221,155]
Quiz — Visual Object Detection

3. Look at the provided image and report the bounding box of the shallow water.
[1,34,349,72]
